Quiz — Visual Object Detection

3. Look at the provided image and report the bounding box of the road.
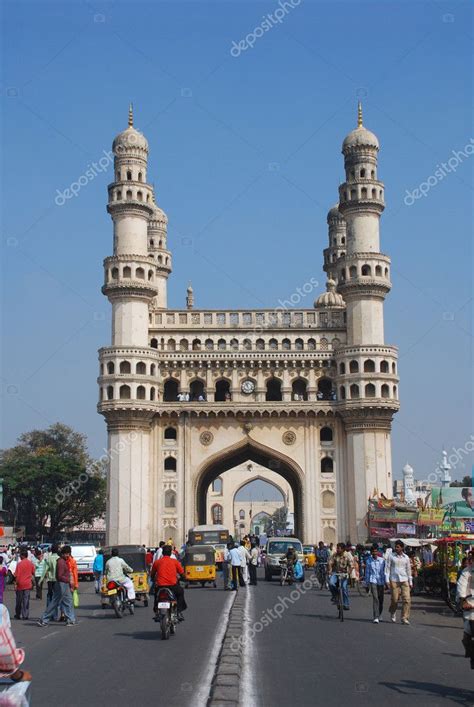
[4,571,473,706]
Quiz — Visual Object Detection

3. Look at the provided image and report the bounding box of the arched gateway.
[98,106,400,547]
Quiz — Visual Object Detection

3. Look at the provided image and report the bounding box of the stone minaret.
[100,106,159,544]
[335,104,399,541]
[323,205,346,283]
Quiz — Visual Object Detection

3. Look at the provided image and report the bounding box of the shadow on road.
[379,680,474,705]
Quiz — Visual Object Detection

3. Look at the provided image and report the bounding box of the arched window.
[292,378,308,401]
[107,385,114,400]
[192,339,201,351]
[137,385,146,400]
[164,427,177,440]
[295,338,304,351]
[190,379,205,400]
[384,268,389,277]
[205,339,214,350]
[360,168,366,178]
[217,339,226,351]
[150,338,158,349]
[150,387,155,401]
[243,339,252,350]
[321,457,334,474]
[319,337,328,351]
[256,338,265,351]
[148,269,153,281]
[136,361,146,374]
[375,265,382,276]
[116,190,122,200]
[126,190,133,201]
[123,266,131,278]
[215,379,231,402]
[266,378,282,402]
[364,359,375,373]
[107,361,115,374]
[164,457,177,472]
[164,490,176,508]
[365,383,376,398]
[230,338,239,351]
[361,264,371,276]
[211,504,223,524]
[339,385,346,400]
[111,267,119,280]
[349,360,359,373]
[239,509,245,520]
[167,338,176,351]
[269,338,278,350]
[317,377,333,400]
[392,362,396,374]
[137,191,143,201]
[339,362,346,375]
[381,384,390,398]
[380,360,389,373]
[126,170,132,181]
[180,338,189,351]
[150,364,156,376]
[372,188,377,198]
[320,426,333,442]
[371,170,375,178]
[119,384,131,399]
[138,171,142,182]
[163,379,179,402]
[212,478,223,494]
[393,385,398,398]
[349,265,357,279]
[361,187,367,198]
[282,338,291,350]
[307,338,316,351]
[119,361,131,374]
[350,384,360,399]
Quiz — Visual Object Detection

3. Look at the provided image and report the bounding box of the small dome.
[113,125,148,153]
[314,279,345,309]
[149,200,168,228]
[187,283,193,293]
[342,125,379,152]
[403,463,414,476]
[327,204,345,223]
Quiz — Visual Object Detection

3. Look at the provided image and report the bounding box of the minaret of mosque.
[323,205,346,282]
[334,104,399,542]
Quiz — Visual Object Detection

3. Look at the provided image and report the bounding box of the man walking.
[237,541,251,587]
[249,542,259,586]
[229,544,242,590]
[93,550,104,594]
[40,544,59,609]
[14,550,35,620]
[37,546,76,626]
[364,544,385,623]
[385,540,412,625]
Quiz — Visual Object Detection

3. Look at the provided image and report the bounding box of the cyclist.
[328,542,353,611]
[315,541,330,588]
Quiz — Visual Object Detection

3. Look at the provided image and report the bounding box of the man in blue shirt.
[364,545,385,623]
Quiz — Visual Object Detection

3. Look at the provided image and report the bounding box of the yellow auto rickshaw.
[101,545,149,608]
[303,545,316,568]
[183,544,217,588]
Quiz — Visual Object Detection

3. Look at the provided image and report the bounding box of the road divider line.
[240,584,258,706]
[194,591,235,707]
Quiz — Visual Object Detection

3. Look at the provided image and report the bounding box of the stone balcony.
[149,308,346,330]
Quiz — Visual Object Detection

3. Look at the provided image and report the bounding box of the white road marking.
[40,631,60,639]
[194,591,236,707]
[240,586,258,707]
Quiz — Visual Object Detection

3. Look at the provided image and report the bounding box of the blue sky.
[2,0,473,487]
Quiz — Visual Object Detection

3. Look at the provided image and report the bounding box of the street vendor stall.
[434,536,474,612]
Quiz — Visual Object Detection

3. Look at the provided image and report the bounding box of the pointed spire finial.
[357,101,363,128]
[128,102,134,128]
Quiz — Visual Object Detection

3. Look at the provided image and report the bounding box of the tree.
[450,475,473,488]
[0,423,106,539]
[265,506,288,535]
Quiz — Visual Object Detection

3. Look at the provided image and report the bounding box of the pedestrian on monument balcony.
[385,540,412,625]
[238,541,251,586]
[364,544,385,623]
[13,550,35,620]
[249,543,259,586]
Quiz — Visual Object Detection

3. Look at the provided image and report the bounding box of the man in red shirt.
[150,546,187,621]
[14,550,35,620]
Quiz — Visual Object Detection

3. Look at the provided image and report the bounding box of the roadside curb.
[207,590,245,706]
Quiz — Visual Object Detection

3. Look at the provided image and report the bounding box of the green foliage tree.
[450,475,473,488]
[264,506,288,535]
[0,423,106,539]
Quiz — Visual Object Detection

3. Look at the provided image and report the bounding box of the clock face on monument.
[241,380,255,395]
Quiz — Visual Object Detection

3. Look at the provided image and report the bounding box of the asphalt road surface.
[4,571,473,707]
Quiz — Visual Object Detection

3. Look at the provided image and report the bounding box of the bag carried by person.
[72,589,80,608]
[294,561,303,580]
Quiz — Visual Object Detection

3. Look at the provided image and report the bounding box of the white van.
[70,544,97,580]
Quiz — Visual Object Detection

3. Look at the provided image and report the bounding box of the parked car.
[264,537,304,581]
[70,544,97,580]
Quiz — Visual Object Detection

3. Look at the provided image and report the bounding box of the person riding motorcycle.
[150,545,187,622]
[104,548,135,602]
[281,546,297,579]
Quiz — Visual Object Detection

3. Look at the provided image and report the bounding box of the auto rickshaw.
[183,544,217,588]
[303,545,316,568]
[100,545,149,608]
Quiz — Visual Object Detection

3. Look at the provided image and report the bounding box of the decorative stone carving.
[199,431,214,446]
[282,431,296,445]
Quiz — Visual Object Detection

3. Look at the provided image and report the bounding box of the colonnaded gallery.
[98,104,400,546]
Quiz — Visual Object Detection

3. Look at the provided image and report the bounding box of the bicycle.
[335,572,349,622]
[315,562,328,590]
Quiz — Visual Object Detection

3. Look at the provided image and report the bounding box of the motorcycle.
[155,587,178,640]
[279,560,294,586]
[105,580,135,618]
